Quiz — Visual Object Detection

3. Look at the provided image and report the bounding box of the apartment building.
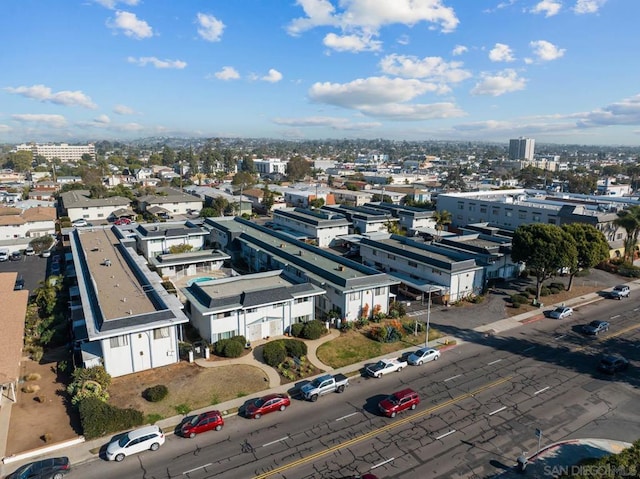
[15,143,96,162]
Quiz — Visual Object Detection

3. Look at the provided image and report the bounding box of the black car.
[598,355,629,374]
[582,320,609,335]
[13,277,25,291]
[10,251,22,261]
[6,457,70,479]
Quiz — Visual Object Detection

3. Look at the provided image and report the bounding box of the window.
[457,202,464,210]
[518,211,527,219]
[375,287,383,295]
[110,335,129,348]
[388,254,395,260]
[295,314,310,323]
[532,214,541,222]
[480,207,487,213]
[350,291,361,301]
[294,297,309,304]
[408,261,417,268]
[247,308,257,313]
[505,209,512,217]
[153,327,170,340]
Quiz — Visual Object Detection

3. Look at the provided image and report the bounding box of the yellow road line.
[572,322,640,352]
[252,375,513,479]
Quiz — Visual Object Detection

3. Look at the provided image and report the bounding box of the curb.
[2,437,86,465]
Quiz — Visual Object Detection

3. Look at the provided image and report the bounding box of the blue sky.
[1,0,638,146]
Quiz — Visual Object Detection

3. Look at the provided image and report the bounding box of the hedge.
[289,323,304,338]
[263,341,286,367]
[300,320,327,340]
[78,397,143,439]
[142,385,168,402]
[214,335,246,358]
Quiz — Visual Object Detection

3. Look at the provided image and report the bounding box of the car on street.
[608,285,630,299]
[10,251,22,261]
[114,218,132,226]
[0,249,8,262]
[72,218,88,227]
[598,354,629,374]
[378,388,420,418]
[106,425,165,461]
[548,306,573,319]
[407,347,441,366]
[25,246,35,256]
[41,249,51,258]
[365,358,408,378]
[582,320,610,336]
[180,410,224,438]
[245,393,290,419]
[5,456,70,479]
[14,277,25,290]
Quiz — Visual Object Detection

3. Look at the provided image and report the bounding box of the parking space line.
[436,430,456,440]
[489,406,507,416]
[335,412,359,421]
[371,458,395,469]
[534,386,550,395]
[444,374,461,382]
[183,464,212,475]
[488,359,502,365]
[263,436,289,447]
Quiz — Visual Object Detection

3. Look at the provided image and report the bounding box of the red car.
[245,393,290,419]
[378,388,420,418]
[180,410,224,438]
[114,218,132,225]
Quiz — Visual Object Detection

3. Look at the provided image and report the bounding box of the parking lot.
[0,253,49,292]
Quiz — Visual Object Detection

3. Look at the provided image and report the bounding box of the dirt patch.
[108,362,269,419]
[6,348,80,457]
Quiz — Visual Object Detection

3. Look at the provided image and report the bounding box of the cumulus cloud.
[489,43,515,62]
[273,116,382,130]
[0,124,11,133]
[93,114,111,124]
[12,114,67,128]
[452,45,468,56]
[323,32,381,52]
[471,69,526,96]
[93,0,139,9]
[261,69,283,83]
[196,13,225,42]
[530,0,562,16]
[308,76,465,120]
[379,54,472,83]
[5,84,97,109]
[529,40,566,61]
[573,0,607,14]
[113,104,135,115]
[214,66,240,80]
[577,94,640,128]
[288,0,459,52]
[108,11,153,39]
[127,56,187,69]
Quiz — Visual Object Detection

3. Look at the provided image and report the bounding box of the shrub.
[214,338,230,356]
[289,323,304,337]
[230,335,246,347]
[174,403,191,415]
[142,385,168,402]
[67,366,111,406]
[22,384,40,394]
[520,270,529,279]
[178,341,192,360]
[263,341,286,367]
[24,373,41,381]
[283,339,307,358]
[549,287,561,295]
[526,287,537,296]
[510,294,528,305]
[549,282,565,290]
[222,340,243,358]
[512,302,521,309]
[78,397,144,440]
[300,320,327,340]
[540,286,551,297]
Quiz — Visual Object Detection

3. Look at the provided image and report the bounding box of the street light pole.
[425,289,432,347]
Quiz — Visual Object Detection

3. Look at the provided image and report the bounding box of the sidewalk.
[0,281,630,475]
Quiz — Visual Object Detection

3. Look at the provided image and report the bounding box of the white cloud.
[0,124,11,133]
[196,13,225,42]
[379,54,472,83]
[489,43,515,62]
[471,69,526,96]
[12,114,67,128]
[357,102,466,120]
[288,0,460,51]
[577,94,640,128]
[93,0,139,9]
[93,114,111,124]
[113,104,135,115]
[261,69,283,83]
[573,0,607,14]
[396,34,410,45]
[452,45,468,56]
[529,40,566,61]
[5,84,97,109]
[530,0,562,16]
[214,66,240,80]
[127,56,187,69]
[323,33,381,52]
[108,11,153,39]
[273,116,382,130]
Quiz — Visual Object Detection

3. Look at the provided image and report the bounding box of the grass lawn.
[317,323,442,369]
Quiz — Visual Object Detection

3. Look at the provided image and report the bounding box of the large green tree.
[286,156,312,181]
[561,223,610,291]
[231,171,256,189]
[433,210,452,240]
[613,205,640,262]
[512,224,577,300]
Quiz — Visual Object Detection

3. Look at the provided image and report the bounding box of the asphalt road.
[0,253,49,292]
[63,294,640,479]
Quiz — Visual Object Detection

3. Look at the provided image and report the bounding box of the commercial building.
[508,137,535,161]
[15,143,96,162]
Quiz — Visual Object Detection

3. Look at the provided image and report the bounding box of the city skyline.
[1,0,639,146]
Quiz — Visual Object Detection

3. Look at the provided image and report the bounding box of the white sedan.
[408,348,441,366]
[365,358,407,378]
[548,306,573,319]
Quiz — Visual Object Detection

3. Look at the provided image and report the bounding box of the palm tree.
[433,210,452,241]
[613,205,640,262]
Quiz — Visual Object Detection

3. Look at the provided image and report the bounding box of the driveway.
[0,254,48,292]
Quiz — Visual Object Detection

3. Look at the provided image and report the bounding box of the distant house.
[0,206,56,240]
[136,187,203,217]
[59,189,131,223]
[182,270,325,343]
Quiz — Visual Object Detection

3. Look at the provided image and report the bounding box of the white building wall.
[139,235,205,259]
[67,205,126,222]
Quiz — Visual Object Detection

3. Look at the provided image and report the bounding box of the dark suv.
[378,388,420,417]
[6,457,70,479]
[598,354,629,374]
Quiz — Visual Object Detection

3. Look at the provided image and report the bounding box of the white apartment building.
[508,137,535,161]
[16,143,96,162]
[253,158,288,175]
[272,207,350,247]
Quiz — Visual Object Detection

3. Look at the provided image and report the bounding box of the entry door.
[247,322,262,341]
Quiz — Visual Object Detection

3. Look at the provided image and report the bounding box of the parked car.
[41,249,51,258]
[106,425,165,462]
[114,218,132,226]
[609,285,630,299]
[0,249,8,262]
[582,320,610,336]
[72,219,88,227]
[378,388,420,418]
[14,277,25,291]
[10,251,22,261]
[598,354,629,374]
[25,246,35,256]
[366,358,407,378]
[548,306,573,319]
[407,347,441,366]
[180,410,224,438]
[300,373,349,401]
[245,393,290,419]
[5,456,70,479]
